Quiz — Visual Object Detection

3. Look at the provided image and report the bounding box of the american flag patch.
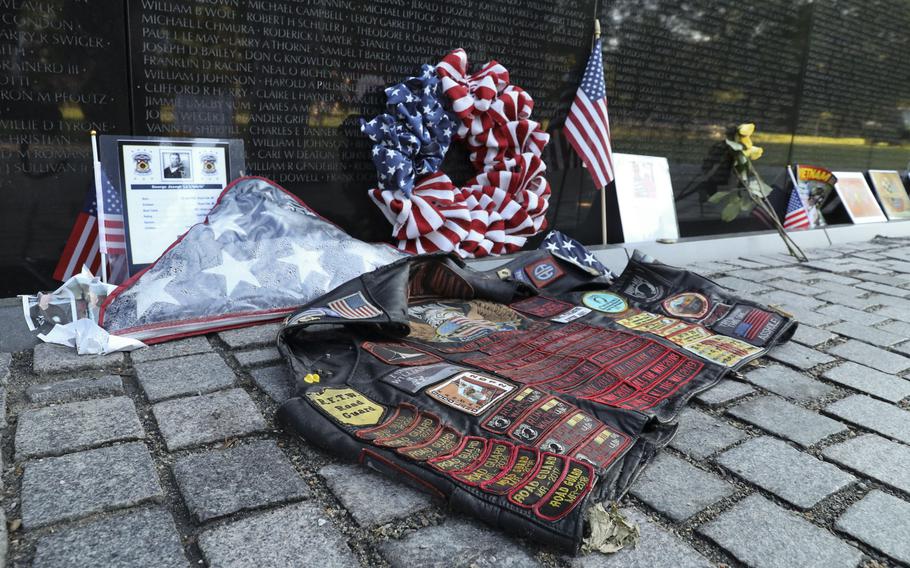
[327,292,382,319]
[734,309,774,340]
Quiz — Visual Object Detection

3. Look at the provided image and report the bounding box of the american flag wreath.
[363,49,551,259]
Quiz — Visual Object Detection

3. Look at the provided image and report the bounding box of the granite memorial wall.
[1,0,908,295]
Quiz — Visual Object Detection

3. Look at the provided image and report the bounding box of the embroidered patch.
[666,324,713,346]
[355,404,419,441]
[508,453,564,508]
[712,304,785,346]
[481,448,539,495]
[621,274,664,302]
[684,335,763,367]
[398,426,462,461]
[379,363,464,393]
[453,440,515,485]
[375,413,441,449]
[511,268,532,284]
[572,426,632,470]
[407,300,526,344]
[427,371,515,415]
[509,296,574,318]
[362,342,442,366]
[534,459,594,521]
[326,292,382,319]
[306,387,386,427]
[616,311,662,329]
[509,397,573,444]
[428,436,487,473]
[550,306,592,323]
[524,256,565,288]
[661,292,710,319]
[482,387,547,434]
[700,303,732,326]
[582,291,629,314]
[537,411,601,455]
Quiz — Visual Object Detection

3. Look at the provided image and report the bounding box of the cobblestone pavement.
[2,237,910,567]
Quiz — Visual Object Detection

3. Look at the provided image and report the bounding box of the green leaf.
[707,190,732,204]
[725,139,744,151]
[721,197,742,221]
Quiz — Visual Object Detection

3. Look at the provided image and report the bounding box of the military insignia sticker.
[132,151,152,175]
[524,256,565,288]
[427,372,515,415]
[582,291,629,314]
[200,153,218,176]
[362,341,442,366]
[661,292,710,319]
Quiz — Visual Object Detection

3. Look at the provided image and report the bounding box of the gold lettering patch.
[306,387,385,427]
[534,460,594,520]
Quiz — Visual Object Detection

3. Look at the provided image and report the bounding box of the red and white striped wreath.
[367,49,551,258]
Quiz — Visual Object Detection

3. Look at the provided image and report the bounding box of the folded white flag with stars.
[100,177,405,343]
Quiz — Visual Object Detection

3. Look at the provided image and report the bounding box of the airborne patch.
[362,341,442,366]
[428,436,487,473]
[453,440,515,485]
[306,387,386,427]
[481,448,539,495]
[509,296,574,318]
[508,453,564,508]
[398,426,462,461]
[524,256,565,288]
[355,404,419,441]
[482,387,547,434]
[534,460,594,520]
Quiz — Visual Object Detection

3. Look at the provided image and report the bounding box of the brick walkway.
[2,237,910,567]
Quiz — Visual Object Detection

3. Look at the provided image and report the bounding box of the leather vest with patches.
[276,251,796,553]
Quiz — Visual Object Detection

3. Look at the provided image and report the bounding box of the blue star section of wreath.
[361,64,455,197]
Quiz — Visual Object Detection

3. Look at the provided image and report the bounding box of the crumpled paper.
[39,318,145,355]
[582,502,640,555]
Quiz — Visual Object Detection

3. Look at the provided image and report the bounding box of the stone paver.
[0,352,10,384]
[135,352,236,402]
[822,434,910,494]
[152,388,268,451]
[713,276,770,295]
[715,437,855,509]
[130,336,212,363]
[249,365,295,403]
[812,280,865,297]
[816,292,880,310]
[824,394,910,444]
[380,517,542,568]
[791,325,836,348]
[15,396,145,460]
[727,395,847,447]
[32,507,188,568]
[856,280,910,297]
[174,440,309,522]
[698,494,862,568]
[821,362,910,403]
[630,454,733,522]
[743,364,834,401]
[826,340,910,374]
[817,304,887,326]
[693,379,754,407]
[198,502,359,568]
[26,375,124,404]
[835,490,910,565]
[766,343,835,371]
[569,507,711,568]
[32,343,125,374]
[320,463,432,526]
[827,322,903,346]
[21,442,163,528]
[668,408,747,459]
[878,319,910,336]
[217,322,282,349]
[235,347,282,367]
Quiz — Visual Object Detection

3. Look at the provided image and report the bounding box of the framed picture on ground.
[612,154,679,243]
[868,170,910,220]
[832,172,887,224]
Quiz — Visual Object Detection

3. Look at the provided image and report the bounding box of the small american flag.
[565,36,614,189]
[53,190,101,281]
[99,166,126,254]
[328,292,382,319]
[783,189,810,230]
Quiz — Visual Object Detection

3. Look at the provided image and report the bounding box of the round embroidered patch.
[661,292,710,318]
[582,292,629,314]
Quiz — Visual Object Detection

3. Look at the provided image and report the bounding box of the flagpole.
[593,18,608,246]
[90,130,108,283]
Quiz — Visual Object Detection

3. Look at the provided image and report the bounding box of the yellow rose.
[744,146,764,161]
[738,123,755,137]
[740,135,754,149]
